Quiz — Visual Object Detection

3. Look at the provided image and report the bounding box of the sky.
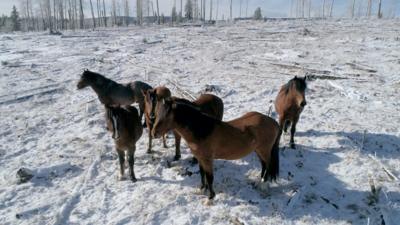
[0,0,398,19]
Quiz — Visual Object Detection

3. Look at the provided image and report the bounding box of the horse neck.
[171,104,216,143]
[89,76,113,97]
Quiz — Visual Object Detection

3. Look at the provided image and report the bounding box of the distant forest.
[0,0,392,33]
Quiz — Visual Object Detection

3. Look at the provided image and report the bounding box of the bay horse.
[105,105,143,182]
[275,76,307,149]
[142,86,171,154]
[151,98,280,200]
[143,87,224,161]
[77,69,152,120]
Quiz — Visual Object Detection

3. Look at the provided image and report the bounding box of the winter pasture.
[0,19,399,225]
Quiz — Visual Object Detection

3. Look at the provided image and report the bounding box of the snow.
[1,18,400,225]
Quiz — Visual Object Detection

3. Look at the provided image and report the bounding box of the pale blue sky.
[0,0,398,18]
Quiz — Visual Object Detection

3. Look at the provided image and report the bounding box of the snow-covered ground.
[0,19,399,225]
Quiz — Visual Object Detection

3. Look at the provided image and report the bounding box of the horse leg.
[139,101,146,127]
[279,116,286,133]
[147,128,152,154]
[201,159,215,199]
[117,149,125,180]
[290,117,299,149]
[257,154,267,182]
[128,147,137,182]
[198,164,207,191]
[173,131,181,161]
[162,134,168,148]
[283,120,291,133]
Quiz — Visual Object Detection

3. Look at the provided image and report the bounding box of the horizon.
[0,0,399,19]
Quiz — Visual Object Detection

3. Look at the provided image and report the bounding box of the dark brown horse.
[143,87,224,161]
[105,105,143,182]
[77,69,152,120]
[275,76,307,149]
[152,99,280,200]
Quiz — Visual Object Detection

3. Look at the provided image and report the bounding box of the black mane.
[173,101,218,140]
[283,76,307,94]
[82,70,116,87]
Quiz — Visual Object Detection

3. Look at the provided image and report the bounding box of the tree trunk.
[210,0,213,21]
[351,0,355,18]
[322,0,326,18]
[156,0,160,24]
[378,0,382,18]
[89,0,96,28]
[230,0,232,20]
[79,0,84,28]
[330,0,334,17]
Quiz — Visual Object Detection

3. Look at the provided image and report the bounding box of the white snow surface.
[0,19,400,225]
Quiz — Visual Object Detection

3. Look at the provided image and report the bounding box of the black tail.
[266,129,281,182]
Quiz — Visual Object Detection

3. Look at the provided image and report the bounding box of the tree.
[11,5,21,31]
[89,0,96,28]
[378,0,383,18]
[230,0,232,20]
[79,0,84,28]
[171,6,178,23]
[254,7,262,20]
[185,0,193,20]
[156,0,160,24]
[330,0,335,17]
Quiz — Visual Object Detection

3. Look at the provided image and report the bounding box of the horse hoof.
[130,177,137,182]
[118,174,126,181]
[202,198,214,206]
[290,143,296,149]
[173,155,181,161]
[163,144,168,148]
[190,157,198,165]
[146,150,152,154]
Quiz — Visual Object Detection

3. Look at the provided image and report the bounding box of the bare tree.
[102,0,107,26]
[351,0,355,18]
[230,0,232,20]
[378,0,383,18]
[89,0,96,28]
[209,0,212,21]
[239,0,242,18]
[330,0,335,17]
[156,0,160,24]
[322,0,326,18]
[79,0,84,28]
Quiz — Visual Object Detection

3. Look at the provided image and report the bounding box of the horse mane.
[83,70,117,87]
[172,100,218,140]
[282,77,307,95]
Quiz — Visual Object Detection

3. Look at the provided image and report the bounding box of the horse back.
[194,94,224,120]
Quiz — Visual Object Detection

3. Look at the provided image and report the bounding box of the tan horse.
[105,105,143,182]
[152,99,281,199]
[143,87,224,161]
[77,69,152,120]
[275,76,307,149]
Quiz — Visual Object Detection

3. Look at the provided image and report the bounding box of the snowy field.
[0,19,399,225]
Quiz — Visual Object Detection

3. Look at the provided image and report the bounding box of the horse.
[142,86,171,154]
[105,105,143,182]
[77,69,152,120]
[143,87,224,161]
[274,76,307,149]
[151,98,281,200]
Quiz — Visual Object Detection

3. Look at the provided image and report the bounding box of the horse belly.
[213,140,255,160]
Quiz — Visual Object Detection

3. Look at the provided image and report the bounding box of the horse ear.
[294,75,298,79]
[141,89,147,97]
[84,69,88,72]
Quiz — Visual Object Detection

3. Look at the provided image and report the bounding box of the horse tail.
[266,128,281,182]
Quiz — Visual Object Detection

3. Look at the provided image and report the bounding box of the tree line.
[0,0,396,32]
